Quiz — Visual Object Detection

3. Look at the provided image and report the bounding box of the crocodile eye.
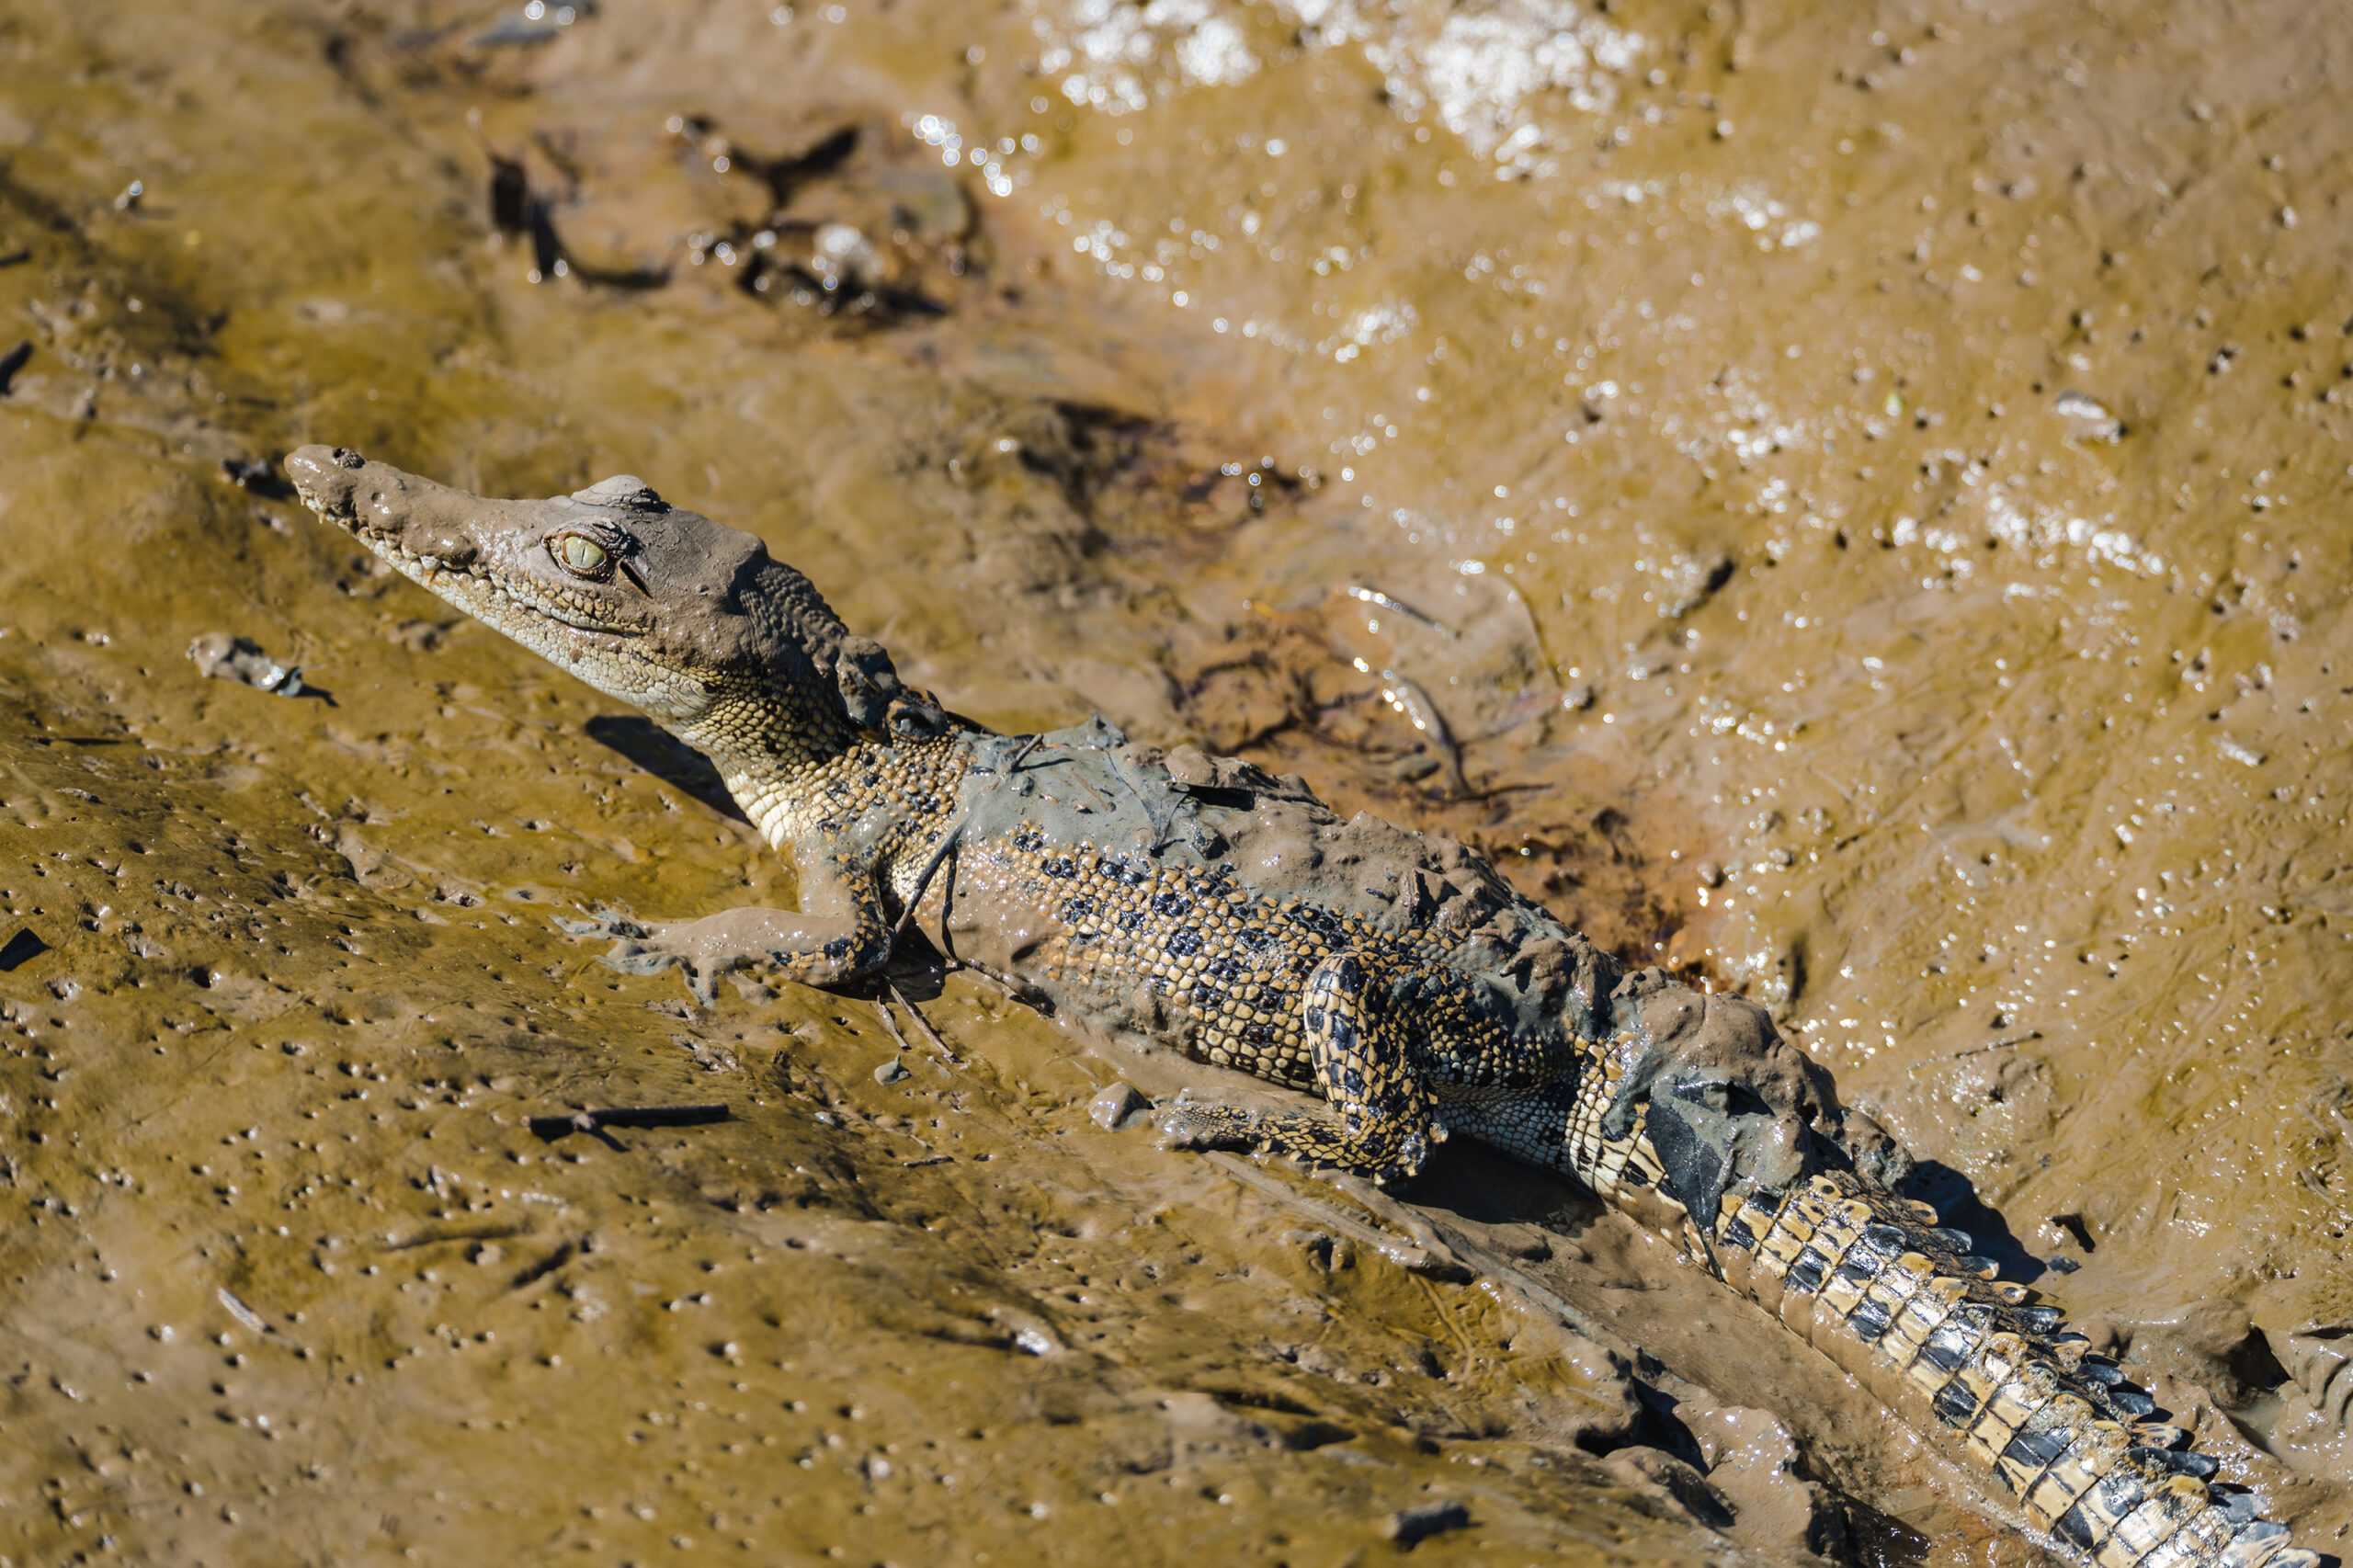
[550,532,613,579]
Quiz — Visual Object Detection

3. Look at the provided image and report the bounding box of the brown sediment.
[3,0,2351,1562]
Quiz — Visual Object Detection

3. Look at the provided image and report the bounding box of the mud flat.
[1,0,2348,1562]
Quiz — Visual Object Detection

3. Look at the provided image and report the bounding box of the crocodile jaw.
[286,444,722,725]
[283,446,904,837]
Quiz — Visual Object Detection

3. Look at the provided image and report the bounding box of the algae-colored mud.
[2,0,2349,1562]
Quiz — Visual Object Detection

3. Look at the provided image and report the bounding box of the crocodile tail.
[1693,1170,2323,1568]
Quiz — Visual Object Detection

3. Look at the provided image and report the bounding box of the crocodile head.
[284,445,929,755]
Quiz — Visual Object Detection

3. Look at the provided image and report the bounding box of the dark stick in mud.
[885,981,959,1064]
[528,1103,732,1140]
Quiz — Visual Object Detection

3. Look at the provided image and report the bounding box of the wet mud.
[2,0,2351,1563]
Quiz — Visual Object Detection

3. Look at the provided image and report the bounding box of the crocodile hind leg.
[557,846,892,1005]
[1159,952,1442,1185]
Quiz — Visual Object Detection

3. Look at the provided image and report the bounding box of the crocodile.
[284,444,2323,1568]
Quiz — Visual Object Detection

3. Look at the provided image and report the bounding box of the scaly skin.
[284,445,2322,1568]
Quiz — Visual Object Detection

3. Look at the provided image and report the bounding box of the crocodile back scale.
[283,447,2324,1568]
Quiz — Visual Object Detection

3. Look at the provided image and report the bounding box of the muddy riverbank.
[3,0,2350,1562]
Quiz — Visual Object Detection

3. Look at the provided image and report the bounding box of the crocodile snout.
[285,443,360,520]
[285,443,482,569]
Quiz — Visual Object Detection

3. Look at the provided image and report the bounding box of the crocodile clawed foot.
[1157,1100,1438,1186]
[553,904,651,941]
[553,906,722,998]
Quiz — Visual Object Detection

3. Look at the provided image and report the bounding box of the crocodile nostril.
[333,447,365,469]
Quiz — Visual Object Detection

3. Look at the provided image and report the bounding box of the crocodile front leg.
[1160,952,1443,1185]
[560,846,892,1005]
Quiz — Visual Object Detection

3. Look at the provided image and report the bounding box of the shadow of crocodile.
[586,714,751,824]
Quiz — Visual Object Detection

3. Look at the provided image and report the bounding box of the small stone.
[188,633,310,698]
[2052,389,2123,442]
[1089,1081,1148,1130]
[220,456,283,494]
[873,1057,908,1085]
[1383,1501,1472,1544]
[1695,860,1724,888]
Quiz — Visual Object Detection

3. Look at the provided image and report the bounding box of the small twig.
[886,981,960,1065]
[872,996,915,1055]
[891,817,966,942]
[1336,583,1456,638]
[1315,1167,1466,1267]
[528,1103,730,1140]
[1203,1151,1469,1279]
[886,733,1042,956]
[1105,744,1176,850]
[1908,1031,2041,1074]
[1375,666,1469,799]
[1001,733,1048,774]
[954,955,1041,1008]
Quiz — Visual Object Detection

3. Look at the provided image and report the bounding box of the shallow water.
[3,0,2350,1562]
